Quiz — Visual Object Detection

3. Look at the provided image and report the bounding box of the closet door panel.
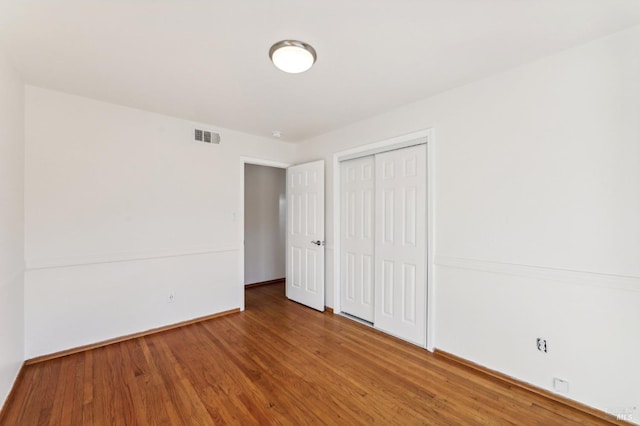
[374,145,427,346]
[340,156,375,322]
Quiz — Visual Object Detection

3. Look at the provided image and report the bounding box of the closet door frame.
[332,129,436,351]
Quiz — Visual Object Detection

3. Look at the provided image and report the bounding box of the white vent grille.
[194,129,220,144]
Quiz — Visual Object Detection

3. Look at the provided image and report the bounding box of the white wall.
[0,48,24,408]
[244,164,285,285]
[24,87,296,358]
[12,23,640,423]
[298,26,640,421]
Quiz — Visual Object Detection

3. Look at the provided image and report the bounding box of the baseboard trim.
[0,362,25,422]
[25,308,241,365]
[434,349,628,425]
[245,278,285,288]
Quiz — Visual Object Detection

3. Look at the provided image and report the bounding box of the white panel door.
[286,160,325,311]
[340,156,375,322]
[374,145,427,345]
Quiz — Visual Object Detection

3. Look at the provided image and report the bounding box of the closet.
[340,144,427,346]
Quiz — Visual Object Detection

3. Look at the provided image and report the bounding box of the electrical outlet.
[168,292,175,303]
[553,377,569,393]
[536,338,548,353]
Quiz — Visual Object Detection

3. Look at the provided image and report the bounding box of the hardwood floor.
[1,283,618,425]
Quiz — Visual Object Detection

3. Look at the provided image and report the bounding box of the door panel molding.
[286,160,325,311]
[374,144,427,346]
[340,155,375,322]
[332,129,436,350]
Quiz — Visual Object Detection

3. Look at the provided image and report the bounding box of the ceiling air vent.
[194,128,220,144]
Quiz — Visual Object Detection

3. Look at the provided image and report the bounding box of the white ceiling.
[1,0,639,142]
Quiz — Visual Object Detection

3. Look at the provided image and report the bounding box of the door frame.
[238,157,291,311]
[332,129,436,351]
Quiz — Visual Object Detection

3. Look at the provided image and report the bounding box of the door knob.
[310,240,325,246]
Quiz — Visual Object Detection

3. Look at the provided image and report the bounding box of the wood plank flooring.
[1,283,618,425]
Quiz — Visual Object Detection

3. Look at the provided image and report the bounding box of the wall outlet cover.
[536,338,548,353]
[553,378,569,394]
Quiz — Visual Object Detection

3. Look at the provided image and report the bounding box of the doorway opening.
[239,158,290,311]
[244,164,286,286]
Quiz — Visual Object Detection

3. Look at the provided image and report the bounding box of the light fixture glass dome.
[269,40,317,74]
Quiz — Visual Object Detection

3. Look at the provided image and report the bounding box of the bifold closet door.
[374,144,427,346]
[340,156,375,322]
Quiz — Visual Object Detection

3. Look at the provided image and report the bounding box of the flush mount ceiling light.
[269,40,317,74]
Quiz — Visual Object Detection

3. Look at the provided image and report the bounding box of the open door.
[286,160,325,311]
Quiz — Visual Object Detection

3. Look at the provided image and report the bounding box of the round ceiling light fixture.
[269,40,317,74]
